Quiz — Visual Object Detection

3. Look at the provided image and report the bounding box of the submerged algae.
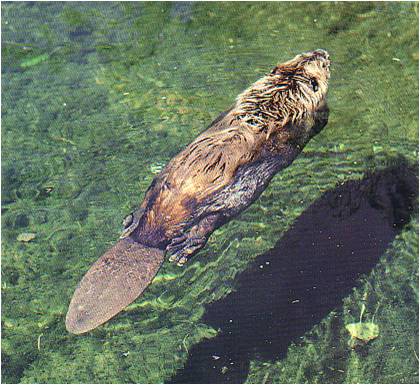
[2,2,418,384]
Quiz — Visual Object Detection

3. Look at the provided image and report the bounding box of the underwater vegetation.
[2,2,418,384]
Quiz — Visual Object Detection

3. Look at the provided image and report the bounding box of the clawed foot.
[166,214,220,266]
[120,208,144,239]
[167,232,206,266]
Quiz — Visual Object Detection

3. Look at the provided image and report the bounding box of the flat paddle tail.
[66,238,165,334]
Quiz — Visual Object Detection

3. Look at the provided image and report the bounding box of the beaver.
[66,49,331,334]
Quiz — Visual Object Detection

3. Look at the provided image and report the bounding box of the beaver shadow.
[169,159,418,384]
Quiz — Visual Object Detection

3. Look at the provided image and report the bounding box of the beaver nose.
[312,49,330,61]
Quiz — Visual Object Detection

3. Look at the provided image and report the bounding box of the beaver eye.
[311,79,319,92]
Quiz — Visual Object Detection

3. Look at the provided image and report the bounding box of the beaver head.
[234,49,330,149]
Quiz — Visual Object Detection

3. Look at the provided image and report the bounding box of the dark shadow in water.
[169,160,418,384]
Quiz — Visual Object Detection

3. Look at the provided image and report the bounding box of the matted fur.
[138,50,330,241]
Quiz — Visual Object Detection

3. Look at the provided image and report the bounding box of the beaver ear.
[66,238,165,334]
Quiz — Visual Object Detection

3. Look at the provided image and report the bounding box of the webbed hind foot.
[120,208,144,239]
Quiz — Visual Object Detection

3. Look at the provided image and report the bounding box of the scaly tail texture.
[65,238,165,334]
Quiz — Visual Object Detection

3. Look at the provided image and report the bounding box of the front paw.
[166,236,205,266]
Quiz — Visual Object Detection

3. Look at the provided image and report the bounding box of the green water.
[1,2,418,383]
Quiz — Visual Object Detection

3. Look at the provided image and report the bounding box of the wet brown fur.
[136,50,330,246]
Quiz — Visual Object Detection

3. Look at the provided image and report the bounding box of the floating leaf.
[17,232,36,242]
[345,322,379,343]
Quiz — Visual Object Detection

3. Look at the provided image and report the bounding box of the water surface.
[2,2,418,383]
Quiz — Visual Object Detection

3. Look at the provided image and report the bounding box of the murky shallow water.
[2,2,418,384]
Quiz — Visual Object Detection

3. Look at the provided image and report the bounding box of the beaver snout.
[312,49,330,61]
[309,49,331,71]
